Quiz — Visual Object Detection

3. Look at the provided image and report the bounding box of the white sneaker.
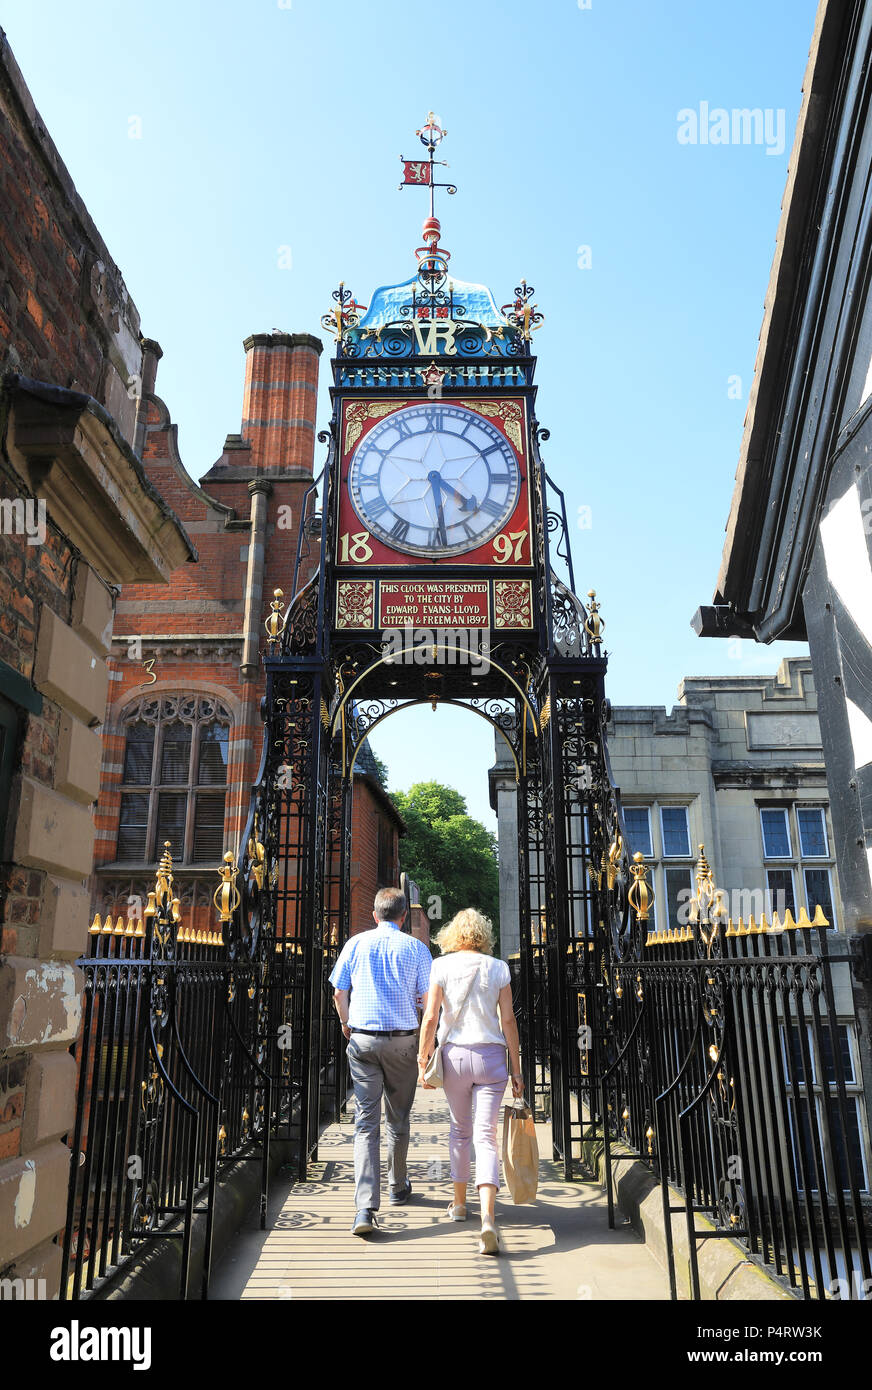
[479,1218,499,1254]
[446,1202,468,1221]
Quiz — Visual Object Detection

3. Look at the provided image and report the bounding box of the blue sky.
[3,0,819,827]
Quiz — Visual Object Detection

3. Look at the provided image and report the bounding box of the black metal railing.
[576,846,872,1300]
[60,847,273,1301]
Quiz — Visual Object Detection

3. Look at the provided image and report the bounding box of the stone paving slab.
[210,1087,670,1301]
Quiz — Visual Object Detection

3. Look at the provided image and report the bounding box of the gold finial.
[214,851,241,924]
[265,588,287,642]
[628,851,653,923]
[584,590,604,644]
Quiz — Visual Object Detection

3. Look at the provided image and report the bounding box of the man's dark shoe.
[351,1209,377,1236]
[390,1180,413,1206]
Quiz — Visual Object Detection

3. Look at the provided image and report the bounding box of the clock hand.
[427,472,448,546]
[437,474,477,512]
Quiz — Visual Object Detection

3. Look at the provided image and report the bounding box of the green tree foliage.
[391,782,501,950]
[370,751,389,788]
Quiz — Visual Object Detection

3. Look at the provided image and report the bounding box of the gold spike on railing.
[783,909,797,931]
[796,906,812,929]
[812,904,830,927]
[113,916,125,935]
[89,913,102,934]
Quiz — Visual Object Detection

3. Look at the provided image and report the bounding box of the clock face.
[347,403,521,558]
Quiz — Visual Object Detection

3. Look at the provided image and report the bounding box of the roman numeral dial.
[347,403,522,558]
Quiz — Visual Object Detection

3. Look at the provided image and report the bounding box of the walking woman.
[417,908,523,1254]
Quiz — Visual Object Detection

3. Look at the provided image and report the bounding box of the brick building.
[90,329,409,940]
[0,29,192,1295]
[0,24,414,1297]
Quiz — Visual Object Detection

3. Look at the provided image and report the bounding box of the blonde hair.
[436,908,495,956]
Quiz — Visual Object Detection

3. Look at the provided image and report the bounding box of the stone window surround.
[756,799,839,928]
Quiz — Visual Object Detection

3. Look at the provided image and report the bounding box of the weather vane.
[399,112,457,212]
[399,113,458,280]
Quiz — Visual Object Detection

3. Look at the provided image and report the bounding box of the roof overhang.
[3,374,196,583]
[696,0,854,643]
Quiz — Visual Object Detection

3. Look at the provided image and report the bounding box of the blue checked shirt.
[329,921,432,1030]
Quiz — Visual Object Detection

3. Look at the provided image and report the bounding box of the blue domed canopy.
[357,272,509,335]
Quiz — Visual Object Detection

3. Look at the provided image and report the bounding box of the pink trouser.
[441,1043,508,1192]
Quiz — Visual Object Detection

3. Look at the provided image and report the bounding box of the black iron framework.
[60,121,871,1300]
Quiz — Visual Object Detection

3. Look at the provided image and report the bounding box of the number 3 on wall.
[493,530,527,564]
[339,531,374,564]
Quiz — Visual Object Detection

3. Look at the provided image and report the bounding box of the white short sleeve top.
[430,951,512,1048]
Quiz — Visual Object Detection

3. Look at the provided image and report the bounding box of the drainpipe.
[240,478,271,681]
[236,478,272,850]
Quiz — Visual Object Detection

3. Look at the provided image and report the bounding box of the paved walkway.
[210,1086,670,1301]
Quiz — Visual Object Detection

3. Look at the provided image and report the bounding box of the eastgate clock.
[347,403,521,558]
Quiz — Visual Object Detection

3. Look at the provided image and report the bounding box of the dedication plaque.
[378,580,490,628]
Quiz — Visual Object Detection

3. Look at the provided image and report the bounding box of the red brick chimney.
[240,332,321,472]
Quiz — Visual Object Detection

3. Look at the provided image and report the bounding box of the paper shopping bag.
[501,1100,539,1204]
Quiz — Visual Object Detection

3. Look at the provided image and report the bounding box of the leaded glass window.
[117,695,232,864]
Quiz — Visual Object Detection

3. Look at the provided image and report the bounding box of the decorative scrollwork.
[321,282,366,339]
[500,279,545,339]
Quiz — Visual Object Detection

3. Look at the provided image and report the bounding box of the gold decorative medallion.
[494,579,533,628]
[336,579,376,629]
[343,400,406,454]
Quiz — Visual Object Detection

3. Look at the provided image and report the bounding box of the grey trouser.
[346,1031,418,1211]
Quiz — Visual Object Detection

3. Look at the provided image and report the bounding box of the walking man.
[329,886,433,1235]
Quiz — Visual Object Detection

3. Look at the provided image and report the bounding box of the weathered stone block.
[5,1235,62,1299]
[0,956,83,1050]
[37,876,91,959]
[56,713,101,805]
[13,778,96,879]
[71,562,114,656]
[21,1051,76,1149]
[0,1142,71,1264]
[32,606,108,727]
